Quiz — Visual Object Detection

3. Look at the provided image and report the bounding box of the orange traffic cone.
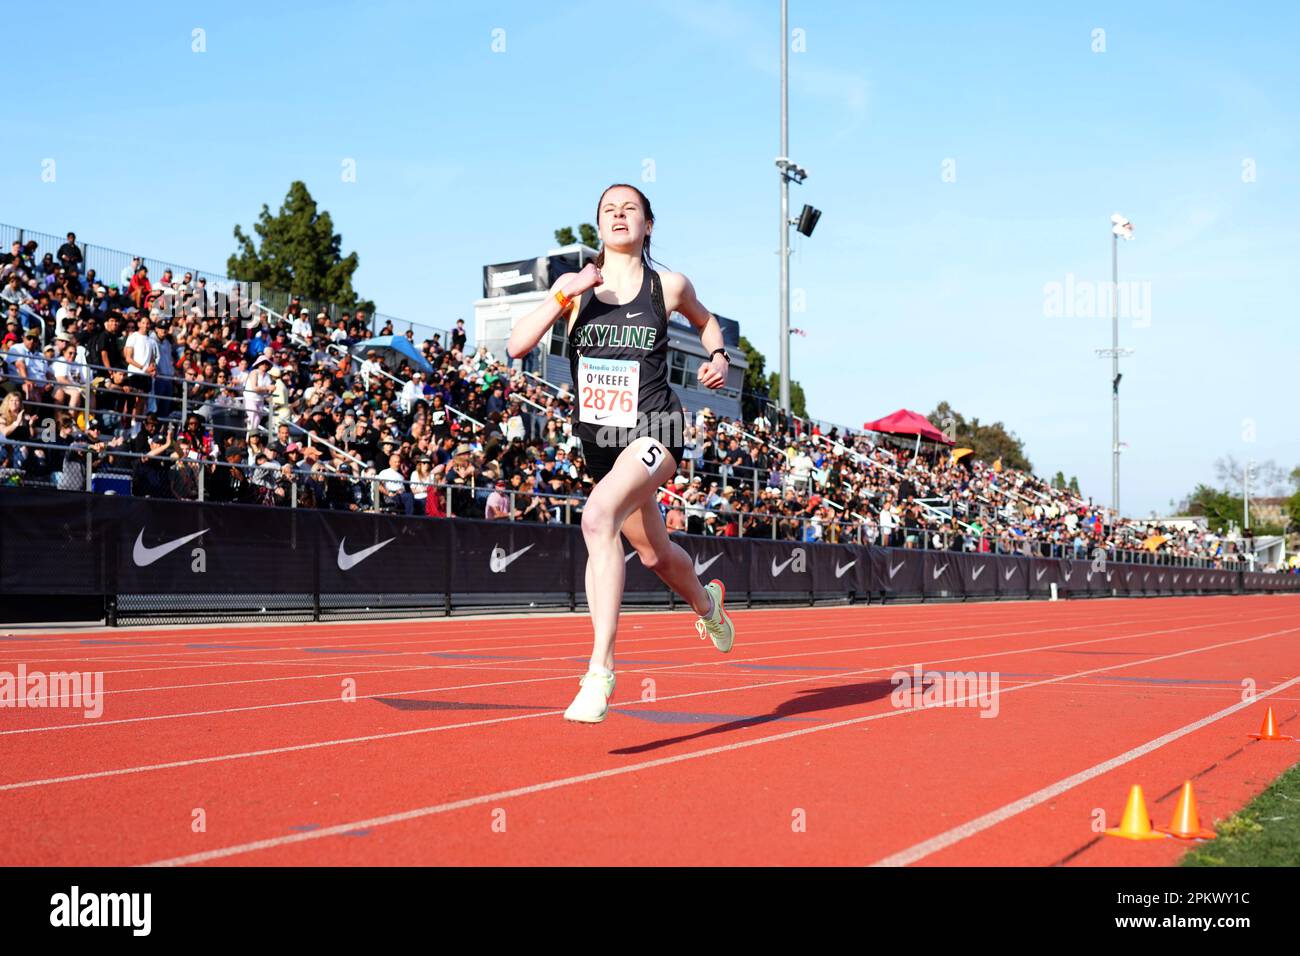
[1104,785,1168,841]
[1156,781,1216,840]
[1248,707,1294,741]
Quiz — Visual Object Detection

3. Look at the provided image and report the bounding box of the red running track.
[1,595,1297,866]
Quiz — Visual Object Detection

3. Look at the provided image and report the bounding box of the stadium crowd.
[0,230,1279,570]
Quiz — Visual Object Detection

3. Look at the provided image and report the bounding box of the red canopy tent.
[862,408,955,446]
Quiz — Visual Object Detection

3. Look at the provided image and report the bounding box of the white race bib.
[577,356,639,428]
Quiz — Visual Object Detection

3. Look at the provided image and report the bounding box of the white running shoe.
[563,670,616,723]
[695,579,735,653]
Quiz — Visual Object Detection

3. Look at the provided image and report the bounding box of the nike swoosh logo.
[931,564,949,580]
[772,556,795,577]
[592,414,610,421]
[693,554,721,575]
[1173,575,1179,584]
[490,544,534,573]
[888,561,905,579]
[1035,568,1047,581]
[1086,571,1094,581]
[625,311,643,319]
[337,536,396,571]
[132,528,208,567]
[971,565,986,581]
[624,552,636,563]
[1004,567,1016,581]
[834,560,856,579]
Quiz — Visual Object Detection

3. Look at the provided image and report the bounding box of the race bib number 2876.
[578,356,640,428]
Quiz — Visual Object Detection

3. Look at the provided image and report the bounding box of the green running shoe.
[695,579,735,653]
[563,670,616,723]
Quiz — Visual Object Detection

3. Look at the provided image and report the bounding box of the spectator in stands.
[6,330,42,402]
[243,355,273,433]
[377,451,413,515]
[123,313,159,427]
[130,414,174,497]
[485,478,511,520]
[451,319,467,353]
[127,265,153,311]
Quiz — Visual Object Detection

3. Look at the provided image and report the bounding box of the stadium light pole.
[775,0,820,418]
[1097,213,1133,519]
[778,0,790,417]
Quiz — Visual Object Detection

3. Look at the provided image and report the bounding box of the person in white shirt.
[54,296,79,336]
[51,338,89,409]
[243,356,273,433]
[788,446,814,493]
[120,257,141,290]
[359,350,382,391]
[878,498,897,548]
[123,314,161,424]
[376,453,413,515]
[399,371,425,414]
[291,312,313,341]
[504,403,526,443]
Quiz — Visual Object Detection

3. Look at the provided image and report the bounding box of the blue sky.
[7,0,1298,516]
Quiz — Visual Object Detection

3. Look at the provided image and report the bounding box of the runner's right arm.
[505,263,601,360]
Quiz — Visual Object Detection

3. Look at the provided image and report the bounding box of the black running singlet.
[567,267,682,449]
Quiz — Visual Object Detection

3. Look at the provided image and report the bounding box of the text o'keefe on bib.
[578,355,640,428]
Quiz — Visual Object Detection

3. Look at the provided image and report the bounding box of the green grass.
[1182,759,1300,866]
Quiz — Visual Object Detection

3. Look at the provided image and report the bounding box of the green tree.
[228,181,374,313]
[767,373,807,418]
[554,224,599,248]
[737,335,768,420]
[1178,483,1286,536]
[1050,471,1066,490]
[1068,475,1081,495]
[927,401,1032,472]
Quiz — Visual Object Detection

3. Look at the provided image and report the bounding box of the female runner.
[506,183,736,723]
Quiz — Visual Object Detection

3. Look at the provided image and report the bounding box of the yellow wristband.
[554,289,573,312]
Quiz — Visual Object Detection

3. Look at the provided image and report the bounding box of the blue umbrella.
[351,335,432,375]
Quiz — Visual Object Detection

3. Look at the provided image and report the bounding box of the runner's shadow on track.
[608,679,896,756]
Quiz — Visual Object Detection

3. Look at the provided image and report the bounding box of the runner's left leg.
[621,498,711,617]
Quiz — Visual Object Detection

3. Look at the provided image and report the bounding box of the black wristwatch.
[710,348,729,364]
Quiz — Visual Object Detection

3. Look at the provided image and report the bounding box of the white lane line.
[869,672,1300,867]
[0,609,1073,665]
[141,623,1300,867]
[2,610,1154,703]
[0,612,1283,792]
[0,609,1242,737]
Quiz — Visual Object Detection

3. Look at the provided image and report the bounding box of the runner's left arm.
[667,273,728,390]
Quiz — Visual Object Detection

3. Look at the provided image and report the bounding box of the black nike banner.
[116,495,315,595]
[745,539,815,597]
[957,553,999,597]
[1028,557,1060,596]
[451,519,575,596]
[2,489,1296,621]
[318,509,449,595]
[873,547,924,598]
[995,555,1028,598]
[922,551,962,598]
[0,490,101,594]
[809,543,869,596]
